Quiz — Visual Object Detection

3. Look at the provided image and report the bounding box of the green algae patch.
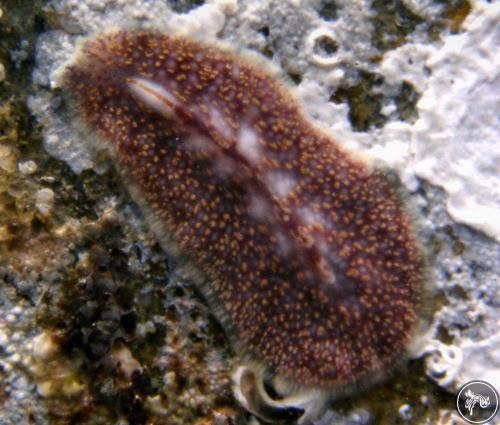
[371,0,472,54]
[371,0,424,53]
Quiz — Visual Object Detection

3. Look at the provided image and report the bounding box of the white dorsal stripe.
[127,77,178,118]
[265,171,296,198]
[236,124,261,165]
[209,107,233,142]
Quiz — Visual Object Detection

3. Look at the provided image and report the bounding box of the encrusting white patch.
[236,124,261,164]
[127,77,179,118]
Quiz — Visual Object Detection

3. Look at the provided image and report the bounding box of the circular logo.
[456,380,499,424]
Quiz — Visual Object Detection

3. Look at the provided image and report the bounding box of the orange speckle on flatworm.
[63,30,423,389]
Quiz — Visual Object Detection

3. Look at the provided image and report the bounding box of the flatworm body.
[64,30,422,389]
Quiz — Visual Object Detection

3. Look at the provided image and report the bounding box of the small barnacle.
[306,27,340,67]
[62,30,424,423]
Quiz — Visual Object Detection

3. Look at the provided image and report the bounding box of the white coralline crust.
[362,2,500,244]
[411,2,500,242]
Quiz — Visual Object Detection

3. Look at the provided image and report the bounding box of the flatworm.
[63,29,423,420]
